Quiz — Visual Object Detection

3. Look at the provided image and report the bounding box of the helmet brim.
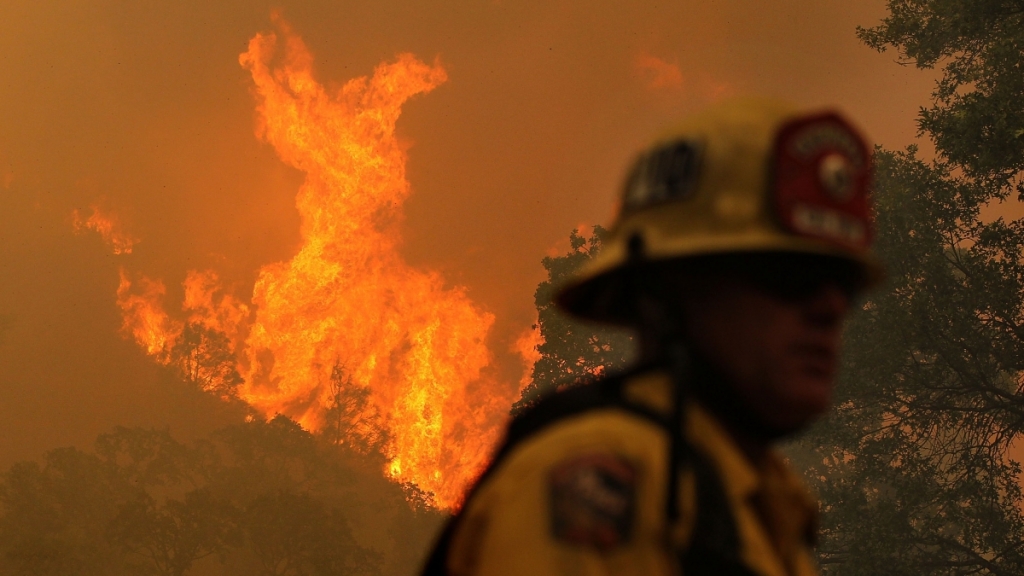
[555,239,885,326]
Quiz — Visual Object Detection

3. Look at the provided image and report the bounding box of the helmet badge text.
[772,113,873,249]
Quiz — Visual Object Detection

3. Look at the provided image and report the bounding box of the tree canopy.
[859,0,1024,188]
[799,2,1024,572]
[799,145,1024,574]
[0,415,443,576]
[512,227,634,415]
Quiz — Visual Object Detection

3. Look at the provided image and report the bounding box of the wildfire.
[514,322,544,391]
[116,270,179,359]
[73,205,137,254]
[106,16,527,509]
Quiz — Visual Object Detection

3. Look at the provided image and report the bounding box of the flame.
[109,17,525,509]
[73,206,137,254]
[632,52,733,102]
[116,269,181,359]
[513,322,543,391]
[182,270,250,347]
[634,52,684,92]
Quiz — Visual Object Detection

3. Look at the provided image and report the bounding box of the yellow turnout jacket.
[422,367,820,576]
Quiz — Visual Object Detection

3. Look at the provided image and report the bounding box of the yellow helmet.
[556,98,884,324]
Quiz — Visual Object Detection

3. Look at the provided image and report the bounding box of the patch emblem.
[621,139,703,214]
[772,112,873,248]
[549,454,636,550]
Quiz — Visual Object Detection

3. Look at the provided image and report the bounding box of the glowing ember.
[108,16,527,509]
[73,206,137,254]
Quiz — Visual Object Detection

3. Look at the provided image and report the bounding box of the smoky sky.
[0,0,938,466]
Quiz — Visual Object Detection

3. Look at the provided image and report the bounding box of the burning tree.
[322,363,387,455]
[171,323,244,396]
[100,16,528,510]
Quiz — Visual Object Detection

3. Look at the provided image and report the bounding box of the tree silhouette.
[322,364,387,454]
[512,226,635,415]
[0,448,125,575]
[170,322,243,396]
[0,415,441,576]
[245,490,380,576]
[109,489,236,576]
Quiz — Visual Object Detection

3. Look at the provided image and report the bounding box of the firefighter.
[422,98,883,576]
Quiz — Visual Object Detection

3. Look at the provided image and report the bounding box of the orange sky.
[0,0,940,466]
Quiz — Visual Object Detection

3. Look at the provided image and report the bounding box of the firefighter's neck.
[710,409,772,466]
[639,333,772,466]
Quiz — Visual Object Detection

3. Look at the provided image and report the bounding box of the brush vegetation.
[0,405,443,576]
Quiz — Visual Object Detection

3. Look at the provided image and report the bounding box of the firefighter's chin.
[752,353,837,435]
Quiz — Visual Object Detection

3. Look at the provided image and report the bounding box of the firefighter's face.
[678,263,853,432]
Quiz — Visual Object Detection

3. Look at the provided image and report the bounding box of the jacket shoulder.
[423,368,678,576]
[436,366,675,573]
[445,406,675,576]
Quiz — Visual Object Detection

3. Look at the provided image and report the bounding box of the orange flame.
[110,17,526,509]
[116,269,180,359]
[182,270,250,348]
[514,322,544,391]
[634,52,684,92]
[73,206,137,254]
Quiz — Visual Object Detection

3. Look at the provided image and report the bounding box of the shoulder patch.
[548,453,637,551]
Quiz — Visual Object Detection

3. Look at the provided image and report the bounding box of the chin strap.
[624,238,691,525]
[664,339,754,573]
[665,338,690,524]
[624,251,748,569]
